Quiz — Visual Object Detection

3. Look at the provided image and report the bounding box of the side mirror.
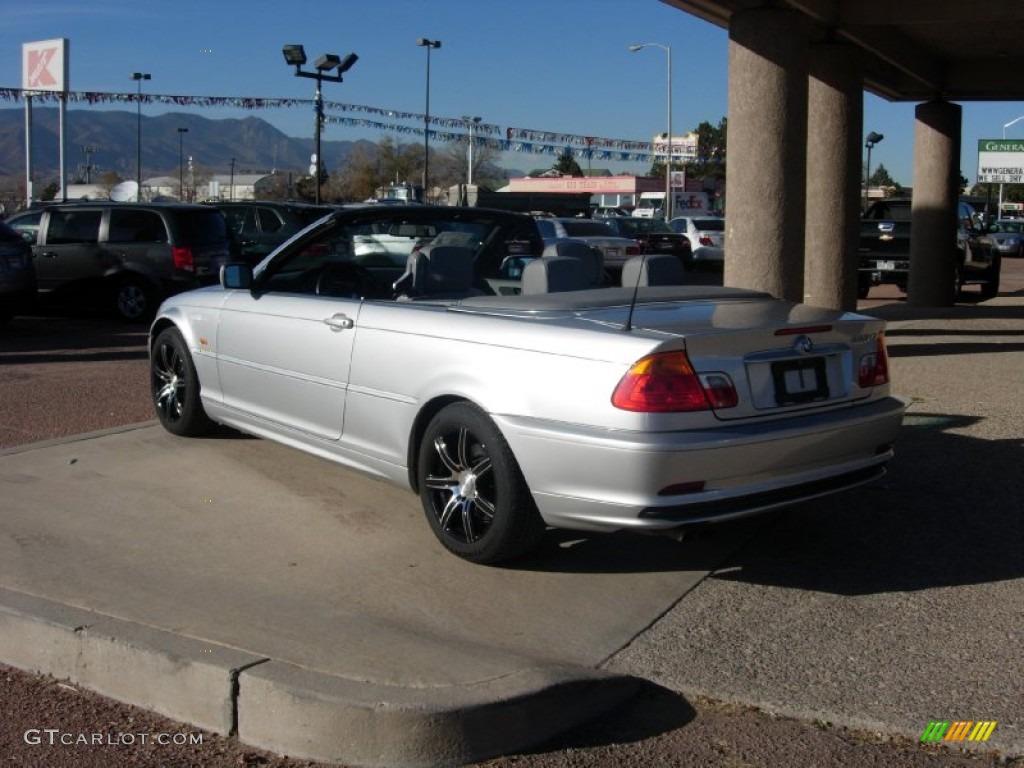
[220,262,253,290]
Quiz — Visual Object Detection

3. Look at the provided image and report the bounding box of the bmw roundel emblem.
[794,335,814,355]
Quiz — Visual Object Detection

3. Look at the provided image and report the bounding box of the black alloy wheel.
[150,327,215,437]
[418,402,545,564]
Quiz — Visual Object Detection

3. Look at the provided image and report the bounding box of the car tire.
[114,276,156,323]
[418,402,545,564]
[857,277,871,300]
[150,327,215,437]
[980,257,1001,299]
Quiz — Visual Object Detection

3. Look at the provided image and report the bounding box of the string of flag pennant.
[0,87,657,162]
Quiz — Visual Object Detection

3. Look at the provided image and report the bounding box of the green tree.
[647,117,727,182]
[867,163,903,197]
[553,148,583,177]
[40,181,60,201]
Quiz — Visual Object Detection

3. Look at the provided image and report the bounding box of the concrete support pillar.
[804,43,863,310]
[908,100,962,306]
[725,7,809,302]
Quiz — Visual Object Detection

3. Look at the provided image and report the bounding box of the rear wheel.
[150,327,214,437]
[114,276,156,322]
[418,402,545,564]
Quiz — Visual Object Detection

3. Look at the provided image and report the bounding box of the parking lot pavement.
[608,290,1024,758]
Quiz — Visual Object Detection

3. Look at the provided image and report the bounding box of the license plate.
[771,358,828,405]
[878,260,896,270]
[606,248,620,256]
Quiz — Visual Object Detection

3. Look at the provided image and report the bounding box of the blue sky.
[3,0,1023,185]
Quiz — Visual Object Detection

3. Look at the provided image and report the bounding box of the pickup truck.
[858,198,1001,299]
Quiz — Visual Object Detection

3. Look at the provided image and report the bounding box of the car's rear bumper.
[496,395,907,532]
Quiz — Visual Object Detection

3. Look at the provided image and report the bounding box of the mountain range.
[0,107,371,180]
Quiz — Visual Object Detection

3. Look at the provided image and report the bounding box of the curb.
[0,588,639,767]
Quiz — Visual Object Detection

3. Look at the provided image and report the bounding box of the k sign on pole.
[23,39,70,203]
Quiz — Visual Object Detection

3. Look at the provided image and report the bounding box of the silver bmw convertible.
[149,205,906,564]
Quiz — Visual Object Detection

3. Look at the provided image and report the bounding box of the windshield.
[561,221,617,237]
[993,220,1024,233]
[693,218,725,231]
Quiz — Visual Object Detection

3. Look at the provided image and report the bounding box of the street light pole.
[462,115,481,185]
[864,131,884,212]
[417,38,441,202]
[282,45,358,205]
[629,43,672,221]
[130,72,151,200]
[177,128,188,201]
[999,115,1024,219]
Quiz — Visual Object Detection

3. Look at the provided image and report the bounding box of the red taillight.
[858,333,890,387]
[626,241,642,256]
[612,351,737,412]
[172,246,194,272]
[699,235,713,246]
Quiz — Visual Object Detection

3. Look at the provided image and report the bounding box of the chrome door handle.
[323,313,354,331]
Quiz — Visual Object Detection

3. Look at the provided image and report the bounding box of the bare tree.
[335,137,425,202]
[433,138,505,191]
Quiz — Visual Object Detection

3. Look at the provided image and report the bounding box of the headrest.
[621,254,685,287]
[522,256,587,294]
[542,240,604,286]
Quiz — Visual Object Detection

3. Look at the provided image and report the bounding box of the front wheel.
[150,327,215,437]
[418,403,545,564]
[979,256,1001,299]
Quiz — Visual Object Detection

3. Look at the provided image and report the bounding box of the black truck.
[858,198,1001,299]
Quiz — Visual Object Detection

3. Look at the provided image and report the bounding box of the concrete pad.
[0,424,758,764]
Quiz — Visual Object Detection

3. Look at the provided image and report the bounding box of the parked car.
[149,204,906,565]
[210,201,332,265]
[533,217,640,270]
[988,219,1024,259]
[0,220,37,323]
[668,216,726,269]
[592,206,631,218]
[600,216,693,269]
[858,199,1000,298]
[6,202,232,321]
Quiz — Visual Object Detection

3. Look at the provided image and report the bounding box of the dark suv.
[210,201,332,264]
[5,202,231,321]
[0,220,37,323]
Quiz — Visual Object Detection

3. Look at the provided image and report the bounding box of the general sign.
[977,138,1024,183]
[22,39,68,92]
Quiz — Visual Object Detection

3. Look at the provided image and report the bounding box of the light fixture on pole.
[998,115,1024,219]
[177,128,188,201]
[462,115,482,185]
[629,43,672,221]
[130,72,151,200]
[282,44,358,205]
[417,37,441,201]
[81,145,99,184]
[864,131,884,212]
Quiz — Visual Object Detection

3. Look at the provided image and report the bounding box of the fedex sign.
[23,39,69,92]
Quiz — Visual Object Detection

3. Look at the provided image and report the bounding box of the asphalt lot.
[0,262,1021,767]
